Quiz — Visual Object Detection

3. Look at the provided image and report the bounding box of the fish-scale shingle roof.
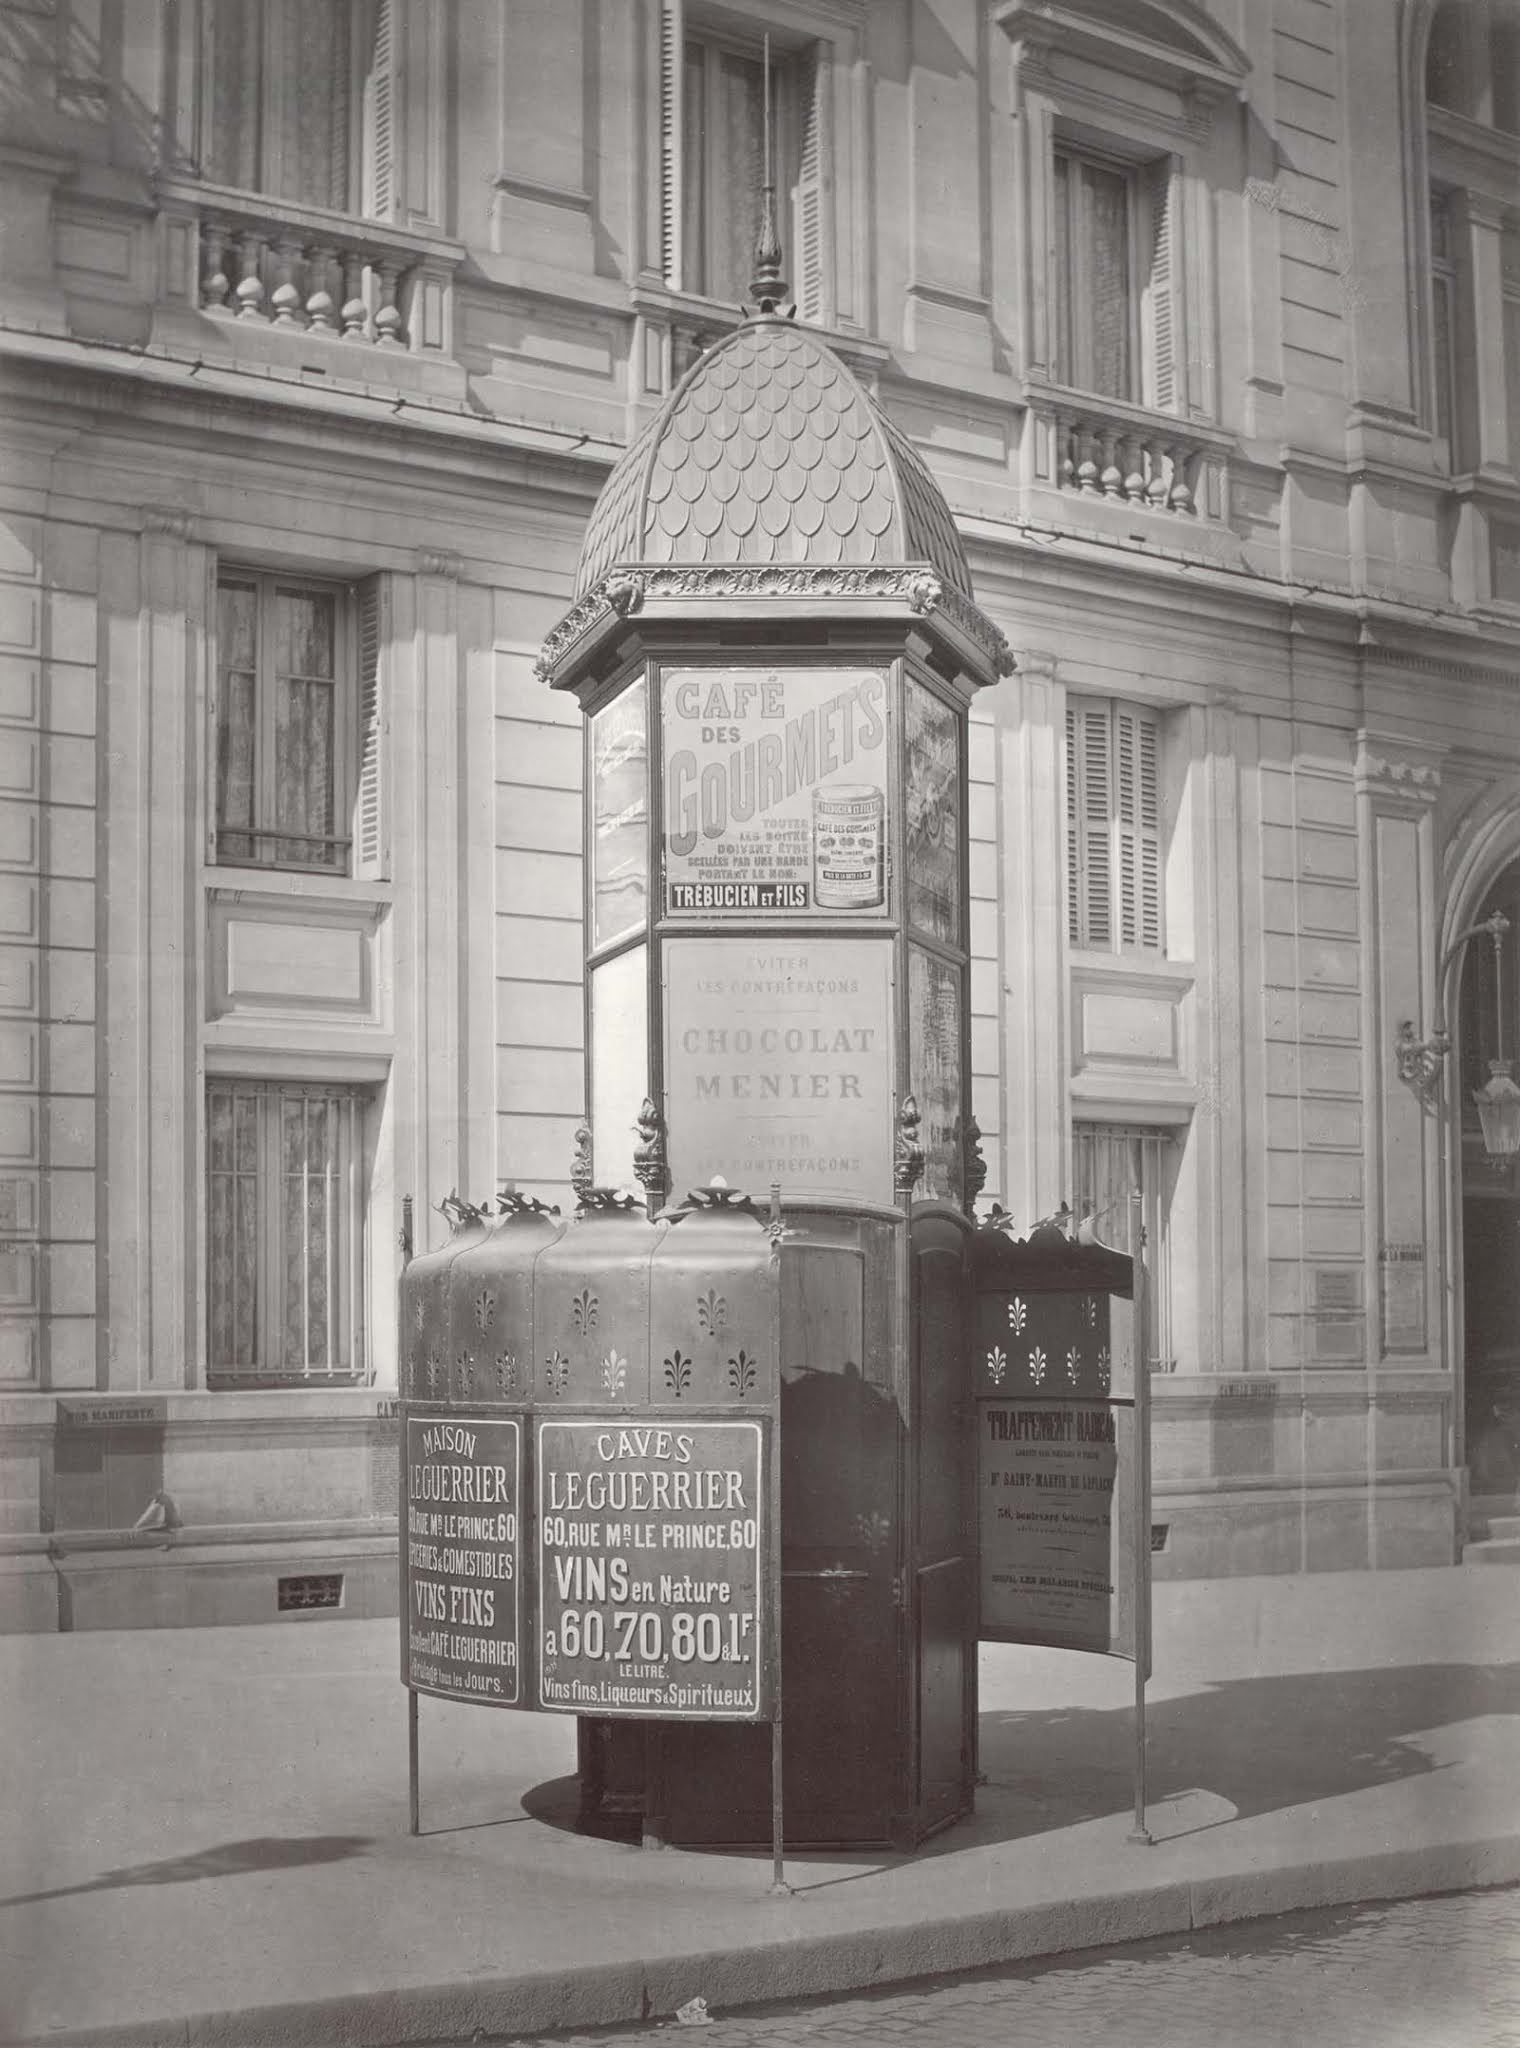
[573,319,974,600]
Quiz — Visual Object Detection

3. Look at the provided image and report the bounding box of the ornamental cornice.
[535,565,1015,684]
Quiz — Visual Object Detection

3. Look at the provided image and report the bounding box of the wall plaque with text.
[663,936,895,1202]
[536,1417,769,1719]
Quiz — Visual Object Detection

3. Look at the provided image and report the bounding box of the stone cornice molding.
[416,548,462,580]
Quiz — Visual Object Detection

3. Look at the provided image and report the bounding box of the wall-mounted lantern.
[1396,910,1520,1160]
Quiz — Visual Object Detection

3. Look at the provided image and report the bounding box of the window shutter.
[1144,158,1177,413]
[1115,705,1161,951]
[363,0,398,222]
[660,0,685,290]
[794,48,828,324]
[1067,700,1114,949]
[354,575,386,877]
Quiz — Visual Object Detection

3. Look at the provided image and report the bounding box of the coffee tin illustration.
[812,784,885,909]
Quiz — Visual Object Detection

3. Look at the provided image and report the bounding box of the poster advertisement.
[662,667,891,919]
[403,1415,522,1705]
[536,1418,768,1719]
[978,1398,1131,1657]
[663,935,895,1201]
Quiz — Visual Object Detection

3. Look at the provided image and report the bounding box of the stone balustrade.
[154,180,466,376]
[1020,388,1231,523]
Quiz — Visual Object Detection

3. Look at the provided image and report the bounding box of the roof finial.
[749,33,791,317]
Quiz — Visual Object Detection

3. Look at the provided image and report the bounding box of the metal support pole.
[769,1710,787,1895]
[408,1687,420,1836]
[1127,1186,1153,1847]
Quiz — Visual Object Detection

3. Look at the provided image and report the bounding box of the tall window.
[207,1081,370,1386]
[1053,147,1176,408]
[663,8,830,319]
[215,571,380,875]
[1073,1123,1174,1368]
[200,0,389,213]
[1066,697,1164,954]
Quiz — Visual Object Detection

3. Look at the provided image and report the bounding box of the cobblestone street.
[486,1887,1520,2048]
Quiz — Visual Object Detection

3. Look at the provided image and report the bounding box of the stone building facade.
[0,0,1518,1628]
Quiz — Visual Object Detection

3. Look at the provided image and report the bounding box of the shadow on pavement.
[944,1660,1520,1852]
[0,1833,373,1911]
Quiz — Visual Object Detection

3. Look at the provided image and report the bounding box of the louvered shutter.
[1144,157,1178,413]
[363,0,398,222]
[660,0,685,290]
[794,47,828,324]
[1115,705,1162,951]
[354,575,386,877]
[1066,701,1114,949]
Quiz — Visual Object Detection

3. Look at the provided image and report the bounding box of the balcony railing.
[1020,386,1233,524]
[154,179,465,379]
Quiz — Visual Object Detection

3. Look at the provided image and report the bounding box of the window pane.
[682,41,707,292]
[1084,161,1131,399]
[274,590,338,865]
[216,582,258,864]
[274,0,351,207]
[203,0,263,190]
[1053,153,1073,385]
[208,1083,366,1384]
[277,588,336,680]
[710,51,764,305]
[208,1085,259,1370]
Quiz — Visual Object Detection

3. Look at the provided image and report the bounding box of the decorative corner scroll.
[894,1094,925,1196]
[633,1096,668,1204]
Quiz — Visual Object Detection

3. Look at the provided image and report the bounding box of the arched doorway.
[1459,858,1520,1509]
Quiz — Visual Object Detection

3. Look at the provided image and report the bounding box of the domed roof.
[574,317,975,602]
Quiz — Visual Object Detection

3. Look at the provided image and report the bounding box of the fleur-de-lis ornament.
[1008,1297,1027,1333]
[663,1349,693,1398]
[474,1289,495,1335]
[1066,1347,1080,1385]
[986,1345,1008,1386]
[1028,1346,1047,1387]
[601,1351,628,1398]
[496,1351,518,1397]
[727,1350,757,1396]
[571,1287,598,1336]
[1097,1345,1112,1391]
[697,1288,728,1336]
[544,1350,569,1397]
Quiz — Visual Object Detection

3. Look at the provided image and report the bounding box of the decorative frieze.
[536,565,1014,685]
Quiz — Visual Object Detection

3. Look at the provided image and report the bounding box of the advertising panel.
[974,1282,1141,1661]
[662,667,890,919]
[978,1398,1137,1657]
[403,1414,523,1704]
[536,1417,769,1719]
[663,935,895,1201]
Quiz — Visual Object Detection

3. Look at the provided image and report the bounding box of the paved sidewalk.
[2,1565,1518,2048]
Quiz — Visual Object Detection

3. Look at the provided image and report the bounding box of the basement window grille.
[278,1573,345,1612]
